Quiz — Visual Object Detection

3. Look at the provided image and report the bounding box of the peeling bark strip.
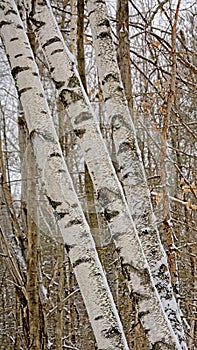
[27,1,182,348]
[86,0,187,347]
[0,2,129,349]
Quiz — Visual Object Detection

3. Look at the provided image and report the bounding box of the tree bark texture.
[24,1,184,348]
[0,2,129,349]
[86,0,187,347]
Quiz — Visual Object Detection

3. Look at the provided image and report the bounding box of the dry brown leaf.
[152,41,160,47]
[186,199,191,210]
[156,192,163,205]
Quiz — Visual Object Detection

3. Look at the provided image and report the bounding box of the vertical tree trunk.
[77,0,87,93]
[54,243,65,350]
[160,0,181,295]
[25,1,183,348]
[70,0,78,56]
[116,0,133,113]
[86,0,187,347]
[25,146,43,350]
[19,115,49,349]
[0,2,129,349]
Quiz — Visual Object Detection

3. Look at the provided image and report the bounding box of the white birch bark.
[86,0,187,348]
[25,1,183,348]
[0,2,129,349]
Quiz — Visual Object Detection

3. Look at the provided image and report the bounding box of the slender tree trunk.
[25,145,44,350]
[54,243,65,350]
[70,0,78,56]
[160,0,181,295]
[77,0,87,93]
[86,0,187,347]
[116,0,133,113]
[19,114,49,349]
[26,1,183,348]
[0,2,129,349]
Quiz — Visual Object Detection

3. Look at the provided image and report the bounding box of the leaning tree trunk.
[24,1,183,348]
[0,2,129,350]
[86,0,187,347]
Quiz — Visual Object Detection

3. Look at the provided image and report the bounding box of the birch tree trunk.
[24,1,184,348]
[86,0,187,347]
[0,2,129,349]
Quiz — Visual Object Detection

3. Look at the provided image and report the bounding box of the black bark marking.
[114,85,124,95]
[122,172,131,180]
[68,75,79,88]
[29,129,36,140]
[27,56,33,61]
[32,72,38,76]
[65,244,70,253]
[74,129,86,138]
[49,152,61,158]
[73,257,92,269]
[55,81,65,89]
[118,141,136,154]
[30,17,45,30]
[98,18,110,28]
[138,310,150,319]
[111,114,123,130]
[35,0,45,6]
[121,262,131,281]
[141,228,150,235]
[46,195,62,210]
[16,24,23,29]
[58,169,66,174]
[103,326,121,338]
[14,53,23,58]
[102,72,119,85]
[94,315,104,321]
[104,208,119,222]
[60,89,82,106]
[87,9,95,17]
[95,0,105,4]
[64,218,83,228]
[85,147,91,154]
[153,341,170,350]
[51,48,64,55]
[10,37,19,42]
[29,129,55,143]
[0,20,11,28]
[11,66,29,79]
[5,9,17,16]
[71,203,78,209]
[18,87,33,97]
[37,131,55,143]
[64,243,76,253]
[97,31,111,40]
[55,211,66,220]
[74,111,92,125]
[42,36,61,49]
[29,129,54,143]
